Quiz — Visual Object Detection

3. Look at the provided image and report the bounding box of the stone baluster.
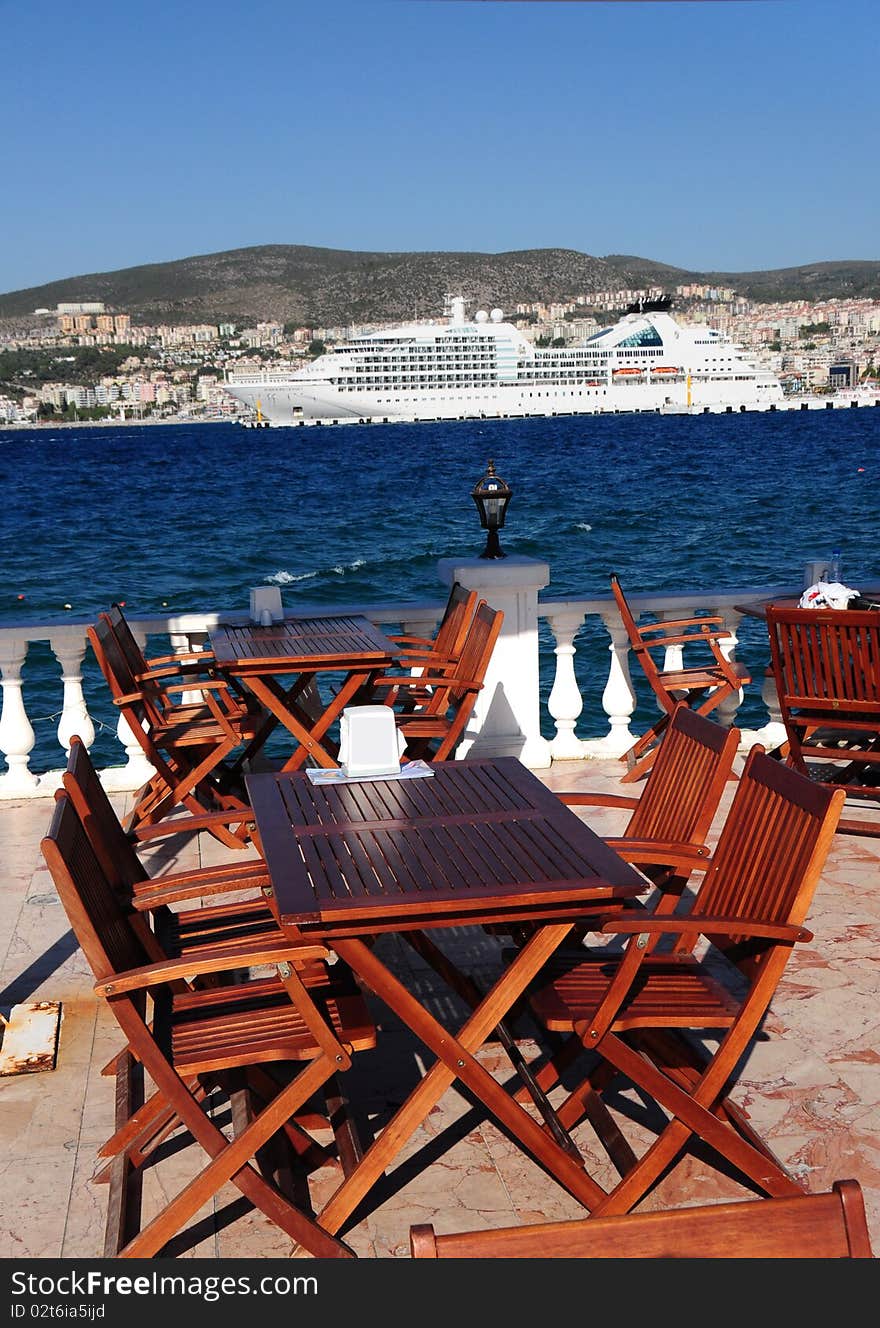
[712,610,746,729]
[171,629,209,705]
[0,638,38,791]
[50,631,95,757]
[581,613,637,757]
[753,663,788,751]
[545,609,586,760]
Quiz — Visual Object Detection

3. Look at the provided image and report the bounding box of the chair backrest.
[432,582,479,660]
[433,601,503,758]
[87,614,185,805]
[41,793,153,986]
[410,1179,873,1258]
[690,743,846,967]
[624,702,739,846]
[62,735,147,895]
[106,602,151,681]
[395,601,503,762]
[448,601,503,708]
[610,572,665,689]
[766,605,880,718]
[88,613,166,732]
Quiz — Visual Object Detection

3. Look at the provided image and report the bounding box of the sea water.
[2,408,878,772]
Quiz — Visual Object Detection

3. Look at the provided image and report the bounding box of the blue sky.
[1,1,877,294]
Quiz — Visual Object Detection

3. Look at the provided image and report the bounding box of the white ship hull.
[224,297,787,427]
[227,377,782,425]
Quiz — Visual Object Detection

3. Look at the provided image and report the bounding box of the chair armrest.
[131,861,268,909]
[555,791,640,811]
[388,633,435,648]
[136,661,217,683]
[112,690,145,706]
[148,650,216,666]
[638,615,728,635]
[132,806,255,842]
[94,937,328,995]
[637,628,732,650]
[392,674,485,692]
[603,840,711,870]
[601,915,812,943]
[163,679,232,694]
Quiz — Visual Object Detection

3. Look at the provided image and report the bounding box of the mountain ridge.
[1,245,878,326]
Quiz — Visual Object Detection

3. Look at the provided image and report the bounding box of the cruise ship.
[224,295,785,425]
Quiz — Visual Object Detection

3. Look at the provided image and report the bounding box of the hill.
[1,246,878,327]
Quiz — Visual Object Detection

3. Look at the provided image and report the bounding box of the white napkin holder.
[803,558,829,589]
[338,705,404,778]
[250,586,283,624]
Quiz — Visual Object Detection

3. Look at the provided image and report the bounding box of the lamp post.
[471,459,512,559]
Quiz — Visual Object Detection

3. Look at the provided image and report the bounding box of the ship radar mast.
[445,294,467,325]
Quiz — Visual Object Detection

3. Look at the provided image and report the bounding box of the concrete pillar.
[436,555,552,769]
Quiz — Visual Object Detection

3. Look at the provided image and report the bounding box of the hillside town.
[1,282,878,425]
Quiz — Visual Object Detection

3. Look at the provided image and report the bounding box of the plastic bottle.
[829,549,842,583]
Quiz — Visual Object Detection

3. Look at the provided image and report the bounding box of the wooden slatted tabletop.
[210,615,397,672]
[246,757,646,931]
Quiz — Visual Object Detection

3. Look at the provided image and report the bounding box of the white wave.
[575,522,593,532]
[267,557,366,585]
[266,570,317,584]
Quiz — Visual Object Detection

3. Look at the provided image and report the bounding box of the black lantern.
[471,459,512,559]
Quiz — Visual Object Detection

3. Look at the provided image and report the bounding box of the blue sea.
[2,409,879,773]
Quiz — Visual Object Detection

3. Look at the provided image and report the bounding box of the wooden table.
[245,756,648,1237]
[210,615,398,770]
[734,596,801,620]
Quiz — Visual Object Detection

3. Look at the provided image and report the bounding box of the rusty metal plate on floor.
[0,1001,62,1075]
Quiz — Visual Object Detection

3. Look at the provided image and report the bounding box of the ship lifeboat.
[650,365,682,375]
[612,366,644,377]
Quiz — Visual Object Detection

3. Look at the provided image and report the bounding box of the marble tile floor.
[1,755,878,1260]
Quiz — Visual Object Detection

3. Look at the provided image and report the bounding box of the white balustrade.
[4,575,872,798]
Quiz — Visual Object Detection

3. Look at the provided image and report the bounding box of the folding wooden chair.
[555,702,739,912]
[107,602,216,684]
[42,792,377,1258]
[373,600,504,761]
[59,741,374,1203]
[345,582,478,712]
[387,581,478,669]
[766,604,880,837]
[106,602,260,713]
[492,705,737,964]
[410,1178,873,1258]
[611,573,750,784]
[526,747,846,1215]
[498,705,742,1104]
[88,613,258,848]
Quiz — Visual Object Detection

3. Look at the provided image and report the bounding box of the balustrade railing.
[0,582,815,796]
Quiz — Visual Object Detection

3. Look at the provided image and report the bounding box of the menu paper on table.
[306,760,435,785]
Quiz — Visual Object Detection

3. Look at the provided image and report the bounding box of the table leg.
[317,926,608,1235]
[277,669,378,772]
[241,674,341,770]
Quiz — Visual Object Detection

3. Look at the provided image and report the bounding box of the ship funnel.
[445,295,466,325]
